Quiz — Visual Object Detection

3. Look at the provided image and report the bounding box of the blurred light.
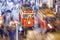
[28,21,31,24]
[48,24,52,28]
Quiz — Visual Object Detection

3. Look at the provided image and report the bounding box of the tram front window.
[23,14,28,20]
[45,17,56,23]
[23,13,34,20]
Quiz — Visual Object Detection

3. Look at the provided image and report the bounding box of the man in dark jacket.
[0,25,4,38]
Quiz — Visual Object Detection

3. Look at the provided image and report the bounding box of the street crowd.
[0,0,38,40]
[0,0,22,40]
[0,24,16,40]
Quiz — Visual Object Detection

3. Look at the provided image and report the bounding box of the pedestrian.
[1,12,6,23]
[0,24,4,38]
[5,10,13,24]
[3,25,9,40]
[8,27,15,40]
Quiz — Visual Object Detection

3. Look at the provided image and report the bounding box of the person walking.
[1,12,6,23]
[0,25,4,38]
[8,28,15,40]
[3,25,9,40]
[5,10,13,24]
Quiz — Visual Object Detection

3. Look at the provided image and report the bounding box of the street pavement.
[45,32,60,40]
[0,36,10,40]
[0,30,60,40]
[25,30,60,40]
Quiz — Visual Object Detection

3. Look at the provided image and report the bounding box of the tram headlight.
[28,21,31,24]
[48,24,52,28]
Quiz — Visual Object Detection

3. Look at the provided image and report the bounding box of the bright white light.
[28,21,31,24]
[19,27,23,31]
[48,24,52,28]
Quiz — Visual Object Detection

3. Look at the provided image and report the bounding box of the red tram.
[19,5,35,28]
[38,8,56,32]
